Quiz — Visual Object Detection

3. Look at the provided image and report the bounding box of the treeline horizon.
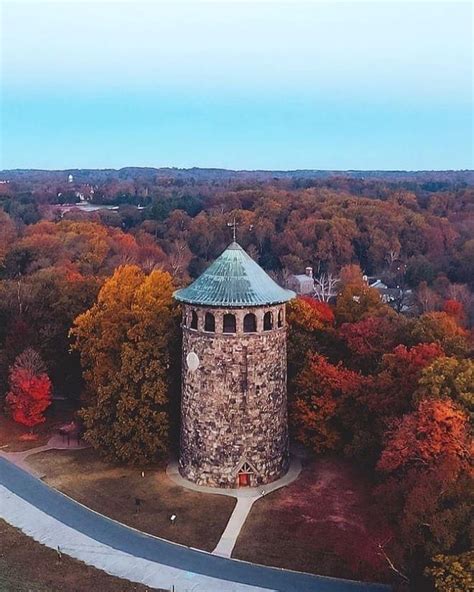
[2,166,473,184]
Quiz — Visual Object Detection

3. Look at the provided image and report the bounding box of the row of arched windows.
[188,310,283,333]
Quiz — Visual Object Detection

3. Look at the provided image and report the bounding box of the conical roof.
[174,242,295,307]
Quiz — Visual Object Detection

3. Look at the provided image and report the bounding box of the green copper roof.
[174,242,295,307]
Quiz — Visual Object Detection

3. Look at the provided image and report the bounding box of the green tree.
[71,265,180,463]
[415,357,474,416]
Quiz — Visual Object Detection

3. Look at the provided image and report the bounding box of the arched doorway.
[236,461,255,487]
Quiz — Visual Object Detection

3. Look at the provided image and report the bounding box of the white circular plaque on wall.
[186,351,200,372]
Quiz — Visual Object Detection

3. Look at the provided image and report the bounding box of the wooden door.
[239,473,249,487]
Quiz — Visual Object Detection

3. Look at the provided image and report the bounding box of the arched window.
[278,309,283,328]
[223,313,236,333]
[243,313,257,333]
[204,312,215,332]
[263,311,273,331]
[190,310,198,330]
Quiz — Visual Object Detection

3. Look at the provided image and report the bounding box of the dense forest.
[0,168,472,591]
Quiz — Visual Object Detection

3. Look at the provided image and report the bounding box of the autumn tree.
[334,283,385,325]
[71,265,180,463]
[366,343,445,420]
[443,299,466,326]
[425,552,474,592]
[286,296,335,384]
[6,348,52,428]
[378,399,470,474]
[339,314,408,373]
[341,342,445,463]
[291,353,361,453]
[376,400,472,586]
[338,264,365,288]
[410,311,470,357]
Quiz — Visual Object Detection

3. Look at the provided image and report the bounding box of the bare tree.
[168,239,191,279]
[314,273,339,302]
[416,282,440,313]
[376,538,409,583]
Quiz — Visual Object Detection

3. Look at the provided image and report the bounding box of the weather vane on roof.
[227,216,238,242]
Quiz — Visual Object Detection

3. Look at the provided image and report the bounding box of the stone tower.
[174,242,295,488]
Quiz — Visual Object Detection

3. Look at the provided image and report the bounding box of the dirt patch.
[233,456,393,585]
[26,448,236,552]
[0,518,163,592]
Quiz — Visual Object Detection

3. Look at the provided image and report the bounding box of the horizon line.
[1,166,473,174]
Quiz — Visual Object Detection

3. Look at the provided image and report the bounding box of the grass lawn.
[233,456,394,586]
[26,448,236,552]
[0,519,163,592]
[0,405,75,452]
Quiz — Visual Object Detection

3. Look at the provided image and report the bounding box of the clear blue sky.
[1,1,472,170]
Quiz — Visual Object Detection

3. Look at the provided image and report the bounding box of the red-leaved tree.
[366,342,445,420]
[339,314,407,373]
[292,353,362,453]
[6,348,52,428]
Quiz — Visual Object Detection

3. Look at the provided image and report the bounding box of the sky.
[0,0,472,170]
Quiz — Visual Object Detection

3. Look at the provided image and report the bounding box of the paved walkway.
[0,434,88,476]
[0,457,390,592]
[167,458,302,557]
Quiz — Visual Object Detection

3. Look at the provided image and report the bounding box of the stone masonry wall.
[179,304,289,488]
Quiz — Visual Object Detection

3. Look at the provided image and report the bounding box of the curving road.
[0,457,390,592]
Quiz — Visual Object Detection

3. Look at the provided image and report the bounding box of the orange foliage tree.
[376,400,472,581]
[411,311,470,356]
[377,399,471,474]
[443,299,466,325]
[286,296,335,385]
[71,265,180,463]
[335,283,386,324]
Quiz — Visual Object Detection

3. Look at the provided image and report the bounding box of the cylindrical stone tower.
[174,241,295,488]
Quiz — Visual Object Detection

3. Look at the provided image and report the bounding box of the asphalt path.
[0,457,390,592]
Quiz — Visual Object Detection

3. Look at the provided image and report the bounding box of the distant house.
[364,275,415,313]
[288,267,314,295]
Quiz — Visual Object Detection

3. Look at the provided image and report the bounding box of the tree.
[292,353,361,453]
[415,281,440,313]
[0,210,16,267]
[415,357,474,415]
[376,401,472,588]
[6,348,52,428]
[377,399,470,474]
[335,283,385,325]
[286,296,335,384]
[425,552,474,592]
[288,296,335,330]
[367,342,444,419]
[338,264,365,288]
[443,299,466,326]
[339,314,407,373]
[314,273,339,302]
[71,265,180,463]
[411,311,469,357]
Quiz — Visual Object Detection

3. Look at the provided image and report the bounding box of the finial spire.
[227,216,238,242]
